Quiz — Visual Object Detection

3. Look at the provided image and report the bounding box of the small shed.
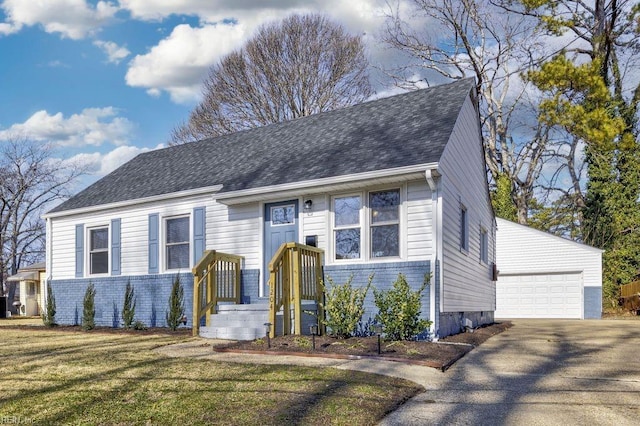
[495,218,602,319]
[7,262,46,316]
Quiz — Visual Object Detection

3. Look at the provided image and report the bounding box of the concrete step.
[199,302,320,340]
[200,326,264,340]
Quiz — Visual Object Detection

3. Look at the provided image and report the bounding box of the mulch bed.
[214,321,512,371]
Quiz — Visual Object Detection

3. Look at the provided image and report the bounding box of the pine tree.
[82,282,96,331]
[122,280,136,329]
[166,275,185,331]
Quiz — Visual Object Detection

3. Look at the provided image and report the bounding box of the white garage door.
[495,272,583,319]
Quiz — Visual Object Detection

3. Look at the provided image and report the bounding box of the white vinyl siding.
[406,180,433,261]
[49,194,213,279]
[439,95,496,312]
[50,182,436,279]
[208,202,261,270]
[300,195,328,251]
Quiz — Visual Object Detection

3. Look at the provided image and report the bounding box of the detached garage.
[495,218,603,319]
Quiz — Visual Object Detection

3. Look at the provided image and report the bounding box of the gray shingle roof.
[49,78,475,213]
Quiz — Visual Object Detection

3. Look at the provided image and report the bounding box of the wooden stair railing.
[192,250,243,336]
[268,242,324,338]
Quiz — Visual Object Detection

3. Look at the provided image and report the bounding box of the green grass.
[0,328,422,425]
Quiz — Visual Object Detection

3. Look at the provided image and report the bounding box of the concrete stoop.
[199,303,319,341]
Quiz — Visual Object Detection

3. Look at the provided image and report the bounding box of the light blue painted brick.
[50,273,193,328]
[324,261,431,325]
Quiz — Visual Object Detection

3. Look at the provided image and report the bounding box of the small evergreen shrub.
[374,273,431,341]
[166,274,185,331]
[319,274,373,339]
[82,282,96,331]
[133,320,147,331]
[122,279,136,329]
[42,282,57,327]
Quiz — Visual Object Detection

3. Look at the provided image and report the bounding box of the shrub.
[122,280,136,329]
[42,281,57,327]
[133,320,147,331]
[373,273,431,341]
[320,274,373,339]
[82,282,96,331]
[166,274,185,331]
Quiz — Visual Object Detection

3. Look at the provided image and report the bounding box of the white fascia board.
[216,163,440,205]
[42,185,223,219]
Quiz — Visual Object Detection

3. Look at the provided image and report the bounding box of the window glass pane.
[167,244,189,269]
[90,228,108,250]
[91,251,108,274]
[480,229,488,263]
[335,228,360,259]
[334,196,360,227]
[371,224,399,257]
[167,217,189,243]
[460,207,468,250]
[271,205,295,225]
[370,190,400,223]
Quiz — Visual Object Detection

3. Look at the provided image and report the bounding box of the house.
[6,262,46,316]
[495,218,603,319]
[43,78,496,338]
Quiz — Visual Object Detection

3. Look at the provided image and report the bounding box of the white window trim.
[330,186,404,264]
[331,192,364,261]
[86,225,110,277]
[479,226,488,264]
[162,214,192,272]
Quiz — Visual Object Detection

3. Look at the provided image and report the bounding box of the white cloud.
[67,144,162,177]
[122,1,394,104]
[0,0,118,39]
[125,22,247,103]
[0,107,134,147]
[94,40,131,64]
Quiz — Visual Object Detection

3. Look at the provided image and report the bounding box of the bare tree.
[171,13,373,145]
[0,137,85,305]
[383,0,550,223]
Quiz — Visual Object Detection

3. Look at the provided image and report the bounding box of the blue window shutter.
[148,213,159,274]
[75,224,84,277]
[111,218,121,276]
[193,207,206,264]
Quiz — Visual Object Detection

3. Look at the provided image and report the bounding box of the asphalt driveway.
[380,319,640,425]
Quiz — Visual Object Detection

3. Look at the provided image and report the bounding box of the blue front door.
[264,200,299,292]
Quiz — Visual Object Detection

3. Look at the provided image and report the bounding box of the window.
[89,227,108,274]
[332,188,402,261]
[334,195,361,259]
[166,216,190,270]
[370,189,400,258]
[271,205,295,225]
[480,227,488,264]
[460,205,468,251]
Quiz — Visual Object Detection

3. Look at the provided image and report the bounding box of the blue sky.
[0,0,406,191]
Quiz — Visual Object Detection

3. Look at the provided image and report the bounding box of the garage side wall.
[496,218,603,319]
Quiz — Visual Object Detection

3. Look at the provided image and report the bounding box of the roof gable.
[50,78,475,214]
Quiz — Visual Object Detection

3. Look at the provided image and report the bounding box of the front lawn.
[0,327,422,425]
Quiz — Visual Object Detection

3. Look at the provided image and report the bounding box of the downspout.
[45,217,52,303]
[425,169,441,340]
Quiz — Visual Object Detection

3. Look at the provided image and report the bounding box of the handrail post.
[292,246,303,335]
[192,270,200,336]
[316,252,325,336]
[282,249,291,335]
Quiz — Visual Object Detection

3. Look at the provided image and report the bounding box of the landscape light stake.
[373,324,383,355]
[310,324,319,350]
[264,322,272,348]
